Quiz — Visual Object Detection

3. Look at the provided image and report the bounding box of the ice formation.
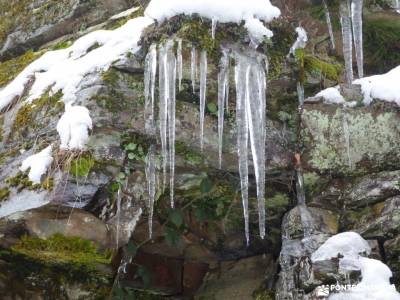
[20,145,53,184]
[199,50,208,151]
[0,16,153,111]
[313,232,400,300]
[340,0,354,86]
[217,50,230,168]
[57,103,93,150]
[235,50,267,242]
[323,0,336,49]
[351,0,364,78]
[145,0,280,41]
[289,27,308,56]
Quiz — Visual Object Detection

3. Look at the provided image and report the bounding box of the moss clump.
[12,234,112,270]
[0,0,31,44]
[0,50,40,88]
[0,115,4,142]
[175,141,203,166]
[0,187,10,202]
[11,90,63,139]
[70,154,94,177]
[364,14,400,73]
[253,289,275,300]
[6,171,53,192]
[295,48,343,83]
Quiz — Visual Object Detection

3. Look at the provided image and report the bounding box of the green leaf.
[207,102,217,113]
[127,241,137,257]
[110,182,120,192]
[200,177,213,194]
[165,227,180,246]
[168,209,183,228]
[117,172,126,180]
[128,153,136,160]
[137,265,151,288]
[126,143,137,151]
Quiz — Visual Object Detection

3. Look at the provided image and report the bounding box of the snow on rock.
[311,232,371,262]
[312,232,400,300]
[57,103,93,150]
[307,65,400,106]
[20,146,53,184]
[145,0,280,41]
[289,27,308,55]
[0,15,154,110]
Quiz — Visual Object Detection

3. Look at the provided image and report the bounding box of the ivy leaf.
[126,143,137,151]
[168,209,183,228]
[128,153,136,160]
[207,102,217,113]
[136,265,152,288]
[127,241,137,257]
[165,227,180,246]
[200,177,213,194]
[117,172,126,180]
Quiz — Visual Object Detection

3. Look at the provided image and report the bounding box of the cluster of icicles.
[323,0,364,82]
[143,40,268,244]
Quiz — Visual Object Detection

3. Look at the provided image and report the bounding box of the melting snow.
[308,65,400,106]
[20,145,53,184]
[57,103,93,150]
[289,27,308,55]
[0,16,154,110]
[145,0,280,41]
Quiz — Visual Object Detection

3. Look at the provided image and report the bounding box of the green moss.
[50,39,73,50]
[11,90,63,139]
[295,48,343,83]
[0,50,41,88]
[266,193,289,209]
[102,68,120,87]
[364,14,400,73]
[0,187,10,202]
[175,141,203,166]
[6,171,53,192]
[70,154,94,177]
[11,234,112,270]
[0,115,4,142]
[253,289,275,300]
[0,0,31,44]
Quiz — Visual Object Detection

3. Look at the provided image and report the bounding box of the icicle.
[144,44,157,237]
[211,18,217,40]
[167,47,177,208]
[340,0,354,86]
[245,57,267,240]
[217,50,230,168]
[199,50,207,151]
[351,0,364,78]
[159,43,169,190]
[323,0,336,50]
[235,57,250,245]
[191,47,197,93]
[396,0,400,13]
[145,145,156,238]
[297,82,305,109]
[177,39,183,91]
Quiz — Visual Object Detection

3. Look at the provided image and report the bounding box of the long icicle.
[323,0,336,50]
[191,47,197,93]
[144,44,157,237]
[217,50,230,168]
[167,45,177,208]
[235,56,250,245]
[199,50,207,151]
[340,0,354,86]
[351,0,364,78]
[177,39,183,91]
[245,57,267,240]
[159,43,169,190]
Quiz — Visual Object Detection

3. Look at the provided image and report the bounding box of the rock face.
[0,0,400,299]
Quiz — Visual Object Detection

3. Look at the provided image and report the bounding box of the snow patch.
[308,65,400,106]
[289,27,308,55]
[145,0,280,41]
[0,16,153,110]
[57,103,93,150]
[20,146,53,184]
